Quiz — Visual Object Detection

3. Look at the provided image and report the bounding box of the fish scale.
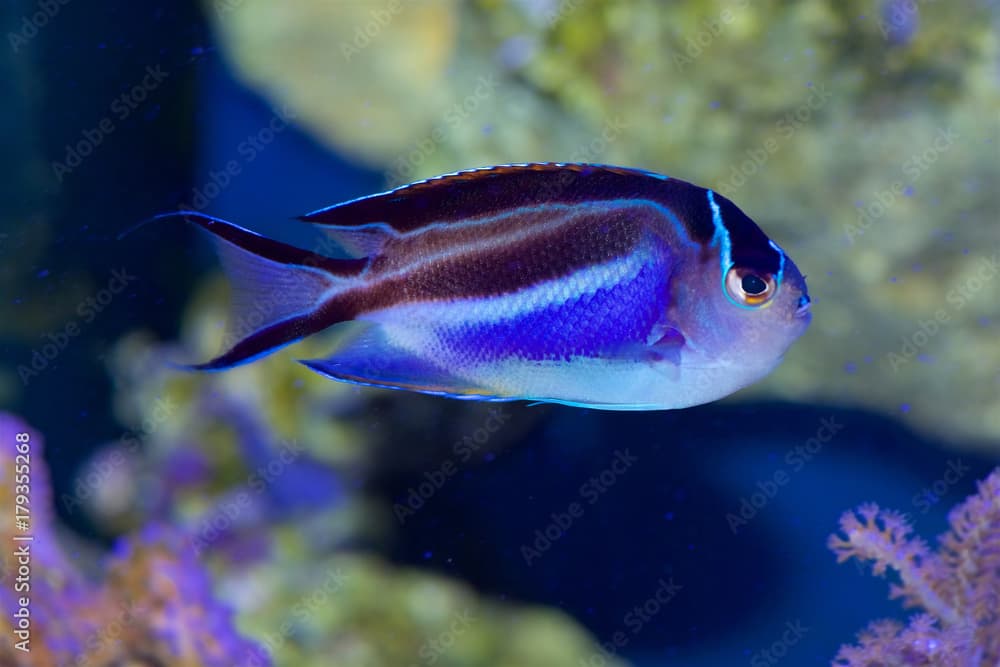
[426,258,667,364]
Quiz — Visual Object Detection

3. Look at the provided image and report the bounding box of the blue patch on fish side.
[434,259,670,363]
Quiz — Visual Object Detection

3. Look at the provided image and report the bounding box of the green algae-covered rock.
[233,549,627,667]
[208,0,460,168]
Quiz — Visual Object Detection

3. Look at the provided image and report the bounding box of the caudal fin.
[144,211,366,370]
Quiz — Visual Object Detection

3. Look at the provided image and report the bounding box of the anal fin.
[300,322,506,401]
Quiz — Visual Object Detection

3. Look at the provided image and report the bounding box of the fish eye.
[725,266,777,307]
[742,274,767,295]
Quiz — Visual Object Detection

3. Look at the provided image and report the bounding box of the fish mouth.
[794,294,811,319]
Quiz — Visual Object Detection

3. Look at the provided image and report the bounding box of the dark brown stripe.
[191,300,352,370]
[711,191,784,276]
[365,203,579,276]
[299,163,718,244]
[334,201,671,317]
[178,211,368,276]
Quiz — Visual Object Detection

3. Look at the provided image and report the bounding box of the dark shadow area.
[381,400,997,662]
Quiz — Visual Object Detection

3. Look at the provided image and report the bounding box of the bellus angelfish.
[159,163,811,409]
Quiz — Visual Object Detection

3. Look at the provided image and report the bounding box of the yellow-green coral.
[235,550,626,667]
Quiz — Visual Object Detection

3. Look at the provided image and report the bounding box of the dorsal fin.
[297,163,679,234]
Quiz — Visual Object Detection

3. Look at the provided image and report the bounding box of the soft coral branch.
[829,503,960,627]
[829,468,1000,666]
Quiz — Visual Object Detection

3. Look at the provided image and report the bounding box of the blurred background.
[1,0,999,665]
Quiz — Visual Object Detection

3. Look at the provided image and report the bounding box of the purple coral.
[107,523,271,666]
[829,468,1000,665]
[0,413,271,667]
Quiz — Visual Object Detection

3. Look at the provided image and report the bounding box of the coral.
[0,412,269,667]
[828,467,1000,665]
[832,616,974,667]
[233,550,629,667]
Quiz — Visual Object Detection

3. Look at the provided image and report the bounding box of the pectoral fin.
[645,325,686,366]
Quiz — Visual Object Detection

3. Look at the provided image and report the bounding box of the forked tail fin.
[139,211,366,370]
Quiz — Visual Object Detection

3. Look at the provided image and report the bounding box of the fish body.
[168,163,810,409]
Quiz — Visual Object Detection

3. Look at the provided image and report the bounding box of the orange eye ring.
[725,266,777,308]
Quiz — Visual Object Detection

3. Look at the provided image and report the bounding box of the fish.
[156,163,811,409]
